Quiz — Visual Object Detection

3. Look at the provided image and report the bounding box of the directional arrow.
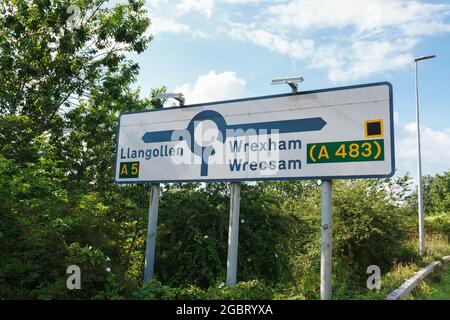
[142,113,326,145]
[141,110,326,177]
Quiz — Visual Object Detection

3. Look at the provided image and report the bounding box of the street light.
[155,92,185,106]
[413,54,436,256]
[271,76,304,94]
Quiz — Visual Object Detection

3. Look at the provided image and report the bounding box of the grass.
[354,262,419,300]
[410,263,450,300]
[134,234,449,300]
[391,233,449,300]
[354,234,449,300]
[424,265,450,299]
[422,233,449,263]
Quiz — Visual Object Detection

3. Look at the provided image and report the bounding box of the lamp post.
[413,54,435,256]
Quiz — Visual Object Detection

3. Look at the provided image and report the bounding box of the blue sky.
[127,0,450,180]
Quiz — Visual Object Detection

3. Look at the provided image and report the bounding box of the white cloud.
[401,21,450,37]
[146,0,450,82]
[310,38,418,82]
[147,14,210,38]
[146,0,168,8]
[263,0,450,35]
[222,0,266,3]
[192,30,210,38]
[150,16,191,34]
[224,0,450,82]
[395,121,450,179]
[176,0,214,19]
[228,25,314,60]
[173,71,246,104]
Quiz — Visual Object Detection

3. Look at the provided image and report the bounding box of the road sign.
[114,82,394,183]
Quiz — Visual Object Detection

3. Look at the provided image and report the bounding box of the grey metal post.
[320,179,332,300]
[415,61,425,256]
[413,54,436,255]
[226,182,241,286]
[144,183,160,282]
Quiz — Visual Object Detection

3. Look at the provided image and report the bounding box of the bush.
[332,179,415,289]
[206,280,274,300]
[132,280,204,300]
[133,280,274,300]
[154,183,296,288]
[425,213,450,238]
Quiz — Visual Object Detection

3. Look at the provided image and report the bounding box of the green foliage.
[0,0,155,299]
[0,0,151,128]
[0,155,69,299]
[426,173,450,214]
[205,280,274,300]
[409,172,450,216]
[0,0,449,301]
[425,213,450,238]
[332,179,412,282]
[416,264,450,300]
[350,262,419,300]
[154,183,296,288]
[62,243,123,299]
[133,280,274,300]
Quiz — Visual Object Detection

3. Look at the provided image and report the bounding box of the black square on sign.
[367,121,381,136]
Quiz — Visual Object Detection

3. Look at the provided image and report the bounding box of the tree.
[0,0,159,299]
[0,0,149,130]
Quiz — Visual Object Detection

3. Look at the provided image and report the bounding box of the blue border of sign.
[113,82,395,184]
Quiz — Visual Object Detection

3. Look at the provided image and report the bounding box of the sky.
[126,0,450,180]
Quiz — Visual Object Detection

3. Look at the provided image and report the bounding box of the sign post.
[115,82,394,184]
[114,82,395,295]
[143,183,160,282]
[320,179,332,300]
[226,182,241,286]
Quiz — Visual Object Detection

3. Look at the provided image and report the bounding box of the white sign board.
[114,82,394,183]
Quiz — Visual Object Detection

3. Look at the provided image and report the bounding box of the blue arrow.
[140,110,327,177]
[227,117,326,135]
[142,130,174,144]
[142,116,326,144]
